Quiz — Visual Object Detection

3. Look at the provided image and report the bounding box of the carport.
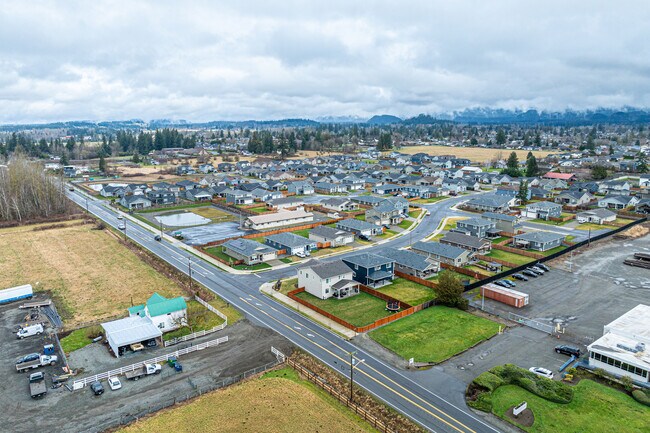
[102,316,163,358]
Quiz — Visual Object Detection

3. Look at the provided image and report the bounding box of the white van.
[16,324,44,339]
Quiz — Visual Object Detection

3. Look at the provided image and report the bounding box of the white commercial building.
[243,208,313,230]
[587,304,650,383]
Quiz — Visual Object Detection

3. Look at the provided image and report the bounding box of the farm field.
[369,306,501,363]
[376,278,436,306]
[394,145,554,163]
[0,220,182,326]
[491,380,648,433]
[122,367,376,433]
[294,291,391,327]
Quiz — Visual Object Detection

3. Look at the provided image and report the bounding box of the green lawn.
[536,245,567,256]
[137,203,206,214]
[408,209,423,218]
[310,245,353,257]
[60,325,103,354]
[529,218,571,226]
[398,219,414,230]
[162,300,226,341]
[490,236,509,244]
[486,249,535,266]
[292,229,311,238]
[375,278,436,306]
[276,278,298,295]
[203,246,272,270]
[294,291,393,327]
[235,262,272,271]
[426,269,478,284]
[369,306,501,363]
[355,214,366,221]
[280,257,294,263]
[374,229,398,240]
[491,380,649,433]
[248,206,268,213]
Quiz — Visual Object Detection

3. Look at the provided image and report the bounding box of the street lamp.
[349,351,365,403]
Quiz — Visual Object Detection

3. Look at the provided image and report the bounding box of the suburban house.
[221,238,278,264]
[320,197,358,212]
[636,198,650,214]
[512,231,566,251]
[530,187,553,199]
[146,189,176,205]
[456,217,497,238]
[298,260,359,300]
[555,190,593,206]
[224,189,254,205]
[465,194,515,213]
[336,218,383,237]
[265,232,317,256]
[308,225,355,247]
[522,201,562,220]
[314,182,347,194]
[119,195,152,210]
[440,232,492,254]
[481,212,519,233]
[128,292,187,332]
[576,208,617,224]
[543,172,576,182]
[176,165,196,175]
[598,195,639,210]
[243,209,313,230]
[185,188,214,202]
[342,253,395,288]
[377,247,439,278]
[587,304,650,384]
[372,183,403,195]
[100,184,125,198]
[251,188,283,202]
[287,181,315,195]
[411,241,474,266]
[366,200,404,226]
[598,180,631,196]
[267,196,304,210]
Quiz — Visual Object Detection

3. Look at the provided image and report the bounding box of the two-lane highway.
[67,190,500,433]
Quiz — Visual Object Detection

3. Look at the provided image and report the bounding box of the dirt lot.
[0,221,183,327]
[439,233,650,384]
[0,299,292,433]
[395,145,554,163]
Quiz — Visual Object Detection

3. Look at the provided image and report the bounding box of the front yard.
[375,278,436,306]
[369,306,501,363]
[486,249,535,266]
[162,300,226,341]
[294,291,393,328]
[203,246,272,270]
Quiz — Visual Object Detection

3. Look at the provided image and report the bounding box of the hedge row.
[632,389,650,407]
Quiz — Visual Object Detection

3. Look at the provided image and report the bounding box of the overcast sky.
[1,1,649,123]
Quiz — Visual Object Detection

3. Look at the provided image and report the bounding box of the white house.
[128,292,188,332]
[243,208,313,230]
[297,260,359,300]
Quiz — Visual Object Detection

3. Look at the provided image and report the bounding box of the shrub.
[632,389,650,407]
[473,372,504,392]
[467,391,493,412]
[620,375,634,392]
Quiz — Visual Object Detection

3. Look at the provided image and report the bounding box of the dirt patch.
[615,222,649,239]
[505,406,534,427]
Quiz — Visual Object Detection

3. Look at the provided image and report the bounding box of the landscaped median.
[467,364,649,433]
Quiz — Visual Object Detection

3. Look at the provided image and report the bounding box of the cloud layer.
[1,1,649,123]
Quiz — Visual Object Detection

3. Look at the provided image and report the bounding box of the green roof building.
[128,292,187,332]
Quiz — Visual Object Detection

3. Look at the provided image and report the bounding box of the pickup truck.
[16,354,58,372]
[29,372,47,398]
[124,363,161,381]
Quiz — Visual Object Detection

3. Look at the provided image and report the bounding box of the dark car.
[555,345,581,357]
[90,381,104,396]
[495,280,510,288]
[526,267,543,276]
[154,235,162,241]
[536,263,550,272]
[16,353,40,365]
[512,273,528,281]
[358,234,371,241]
[522,269,538,278]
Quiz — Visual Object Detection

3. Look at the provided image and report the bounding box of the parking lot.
[0,300,292,433]
[442,234,650,384]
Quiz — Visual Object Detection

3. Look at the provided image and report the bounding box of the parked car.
[90,381,104,396]
[295,251,306,258]
[503,279,516,288]
[117,215,123,220]
[529,367,554,379]
[154,235,162,241]
[522,269,538,278]
[16,353,40,365]
[536,263,550,272]
[495,280,510,288]
[358,234,371,241]
[525,267,543,276]
[512,273,528,281]
[555,345,581,357]
[530,266,545,274]
[107,376,122,391]
[16,324,44,339]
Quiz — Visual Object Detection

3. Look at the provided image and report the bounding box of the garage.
[102,315,163,358]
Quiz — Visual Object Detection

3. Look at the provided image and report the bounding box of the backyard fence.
[71,336,229,389]
[287,358,396,433]
[491,243,545,259]
[164,296,228,347]
[394,270,439,289]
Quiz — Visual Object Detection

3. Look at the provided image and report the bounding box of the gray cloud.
[0,0,649,123]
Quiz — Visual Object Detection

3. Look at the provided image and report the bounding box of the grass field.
[369,306,501,363]
[395,145,554,163]
[292,229,311,238]
[355,214,366,221]
[310,245,353,257]
[0,221,182,326]
[190,206,235,222]
[248,206,268,213]
[122,366,376,433]
[137,203,205,214]
[376,278,436,306]
[575,222,616,231]
[161,300,226,341]
[491,380,648,433]
[486,249,535,266]
[294,291,392,327]
[398,219,414,230]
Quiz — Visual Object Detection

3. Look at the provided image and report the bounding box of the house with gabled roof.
[342,253,395,288]
[513,231,566,251]
[128,292,188,333]
[222,238,278,264]
[298,260,359,300]
[377,247,439,278]
[411,241,473,266]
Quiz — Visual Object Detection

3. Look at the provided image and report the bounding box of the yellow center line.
[239,296,475,433]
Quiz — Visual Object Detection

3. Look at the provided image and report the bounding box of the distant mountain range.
[2,108,649,132]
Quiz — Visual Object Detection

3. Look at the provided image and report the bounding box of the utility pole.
[481,286,485,310]
[349,351,365,404]
[188,256,193,292]
[160,220,164,238]
[123,219,127,241]
[85,197,89,214]
[588,228,591,247]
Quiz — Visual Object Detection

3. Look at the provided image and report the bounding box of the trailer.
[29,372,47,398]
[0,284,33,305]
[480,283,529,308]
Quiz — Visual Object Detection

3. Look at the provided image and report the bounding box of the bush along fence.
[287,357,396,433]
[164,296,228,347]
[287,286,426,334]
[464,216,648,292]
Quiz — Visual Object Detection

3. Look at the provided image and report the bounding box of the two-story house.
[342,253,395,288]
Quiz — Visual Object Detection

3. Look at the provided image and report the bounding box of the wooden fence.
[360,286,413,309]
[287,358,395,433]
[440,262,486,280]
[492,243,545,259]
[394,270,439,289]
[475,254,520,269]
[288,288,358,331]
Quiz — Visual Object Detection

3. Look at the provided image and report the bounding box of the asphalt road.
[67,189,501,433]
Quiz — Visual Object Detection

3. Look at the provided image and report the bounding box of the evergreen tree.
[377,132,393,151]
[525,152,539,177]
[98,153,107,173]
[436,272,468,310]
[591,165,608,180]
[60,152,69,166]
[518,180,529,203]
[132,152,141,163]
[495,129,506,145]
[637,152,648,173]
[502,151,521,177]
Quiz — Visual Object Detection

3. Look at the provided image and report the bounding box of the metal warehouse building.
[102,316,163,358]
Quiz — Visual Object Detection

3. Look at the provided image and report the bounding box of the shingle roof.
[514,231,566,243]
[336,218,377,231]
[411,241,468,260]
[481,212,517,222]
[467,194,512,208]
[223,238,277,256]
[299,260,352,279]
[309,225,349,239]
[342,252,394,268]
[441,232,489,249]
[458,217,495,227]
[376,248,435,271]
[266,232,315,248]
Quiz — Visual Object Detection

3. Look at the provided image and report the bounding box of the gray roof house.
[297,260,359,300]
[222,239,278,265]
[522,201,562,220]
[342,253,395,288]
[265,233,317,256]
[555,190,593,206]
[336,219,383,237]
[377,247,439,278]
[440,232,491,254]
[308,226,355,247]
[465,194,515,213]
[481,212,519,233]
[119,195,152,210]
[456,217,497,238]
[597,195,639,210]
[513,231,566,252]
[411,241,473,266]
[576,208,617,224]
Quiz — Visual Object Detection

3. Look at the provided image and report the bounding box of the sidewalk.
[259,283,357,339]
